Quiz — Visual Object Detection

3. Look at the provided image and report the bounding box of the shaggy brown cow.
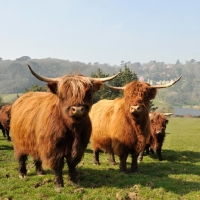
[10,64,120,187]
[90,77,181,173]
[0,104,12,141]
[137,112,169,162]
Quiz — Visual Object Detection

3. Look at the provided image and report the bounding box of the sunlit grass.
[0,117,200,199]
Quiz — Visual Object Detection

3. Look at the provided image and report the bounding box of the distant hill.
[0,57,118,94]
[0,56,200,107]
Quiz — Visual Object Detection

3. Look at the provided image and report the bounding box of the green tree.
[149,101,158,112]
[25,84,47,93]
[91,65,138,103]
[91,68,112,103]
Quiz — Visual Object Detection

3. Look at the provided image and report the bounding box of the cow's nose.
[130,105,143,113]
[71,106,86,116]
[156,131,162,134]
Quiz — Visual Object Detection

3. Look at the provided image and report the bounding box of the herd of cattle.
[0,64,182,187]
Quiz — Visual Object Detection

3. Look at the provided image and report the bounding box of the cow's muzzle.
[156,130,163,135]
[69,105,88,117]
[130,105,144,114]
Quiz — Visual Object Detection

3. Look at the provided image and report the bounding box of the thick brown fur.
[11,75,102,187]
[0,104,12,141]
[138,112,169,161]
[90,81,157,173]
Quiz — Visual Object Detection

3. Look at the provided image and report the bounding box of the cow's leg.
[145,144,150,155]
[66,161,78,184]
[156,148,163,161]
[67,150,85,184]
[150,147,154,154]
[137,151,144,162]
[53,158,64,187]
[2,128,6,138]
[18,154,27,178]
[130,153,139,173]
[34,159,44,175]
[5,130,11,141]
[109,152,117,165]
[93,149,100,165]
[119,154,128,173]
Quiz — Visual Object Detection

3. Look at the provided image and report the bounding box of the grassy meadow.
[0,117,200,200]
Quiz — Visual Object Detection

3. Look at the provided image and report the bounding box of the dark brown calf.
[138,112,169,162]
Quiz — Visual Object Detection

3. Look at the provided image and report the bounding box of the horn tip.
[175,75,182,82]
[27,64,31,70]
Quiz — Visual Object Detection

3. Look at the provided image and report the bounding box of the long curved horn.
[27,64,60,82]
[28,64,121,83]
[104,82,125,90]
[104,75,182,90]
[149,76,182,88]
[90,72,121,82]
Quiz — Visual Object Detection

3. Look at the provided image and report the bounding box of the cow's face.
[150,113,168,135]
[124,82,157,118]
[47,75,102,120]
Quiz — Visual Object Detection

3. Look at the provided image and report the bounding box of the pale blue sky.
[1,0,200,65]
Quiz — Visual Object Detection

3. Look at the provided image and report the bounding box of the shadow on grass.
[16,159,200,197]
[76,159,200,196]
[74,148,200,196]
[143,149,200,164]
[85,148,93,154]
[0,144,14,151]
[4,147,200,196]
[0,137,12,141]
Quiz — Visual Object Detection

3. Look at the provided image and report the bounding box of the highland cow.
[10,64,119,187]
[90,77,181,173]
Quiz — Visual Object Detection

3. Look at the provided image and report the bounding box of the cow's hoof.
[111,161,118,166]
[19,174,26,179]
[94,161,100,165]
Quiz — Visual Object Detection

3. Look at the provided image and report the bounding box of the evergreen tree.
[91,68,112,103]
[25,84,47,93]
[91,65,138,103]
[149,101,158,112]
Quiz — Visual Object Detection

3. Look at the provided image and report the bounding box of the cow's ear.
[47,82,58,94]
[92,81,103,93]
[166,119,169,124]
[149,88,157,100]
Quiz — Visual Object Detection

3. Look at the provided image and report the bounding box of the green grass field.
[0,117,200,200]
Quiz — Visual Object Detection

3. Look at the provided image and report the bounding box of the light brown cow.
[90,77,181,173]
[10,64,120,187]
[137,112,169,162]
[0,104,12,141]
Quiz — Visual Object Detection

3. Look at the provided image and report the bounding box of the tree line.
[1,56,200,107]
